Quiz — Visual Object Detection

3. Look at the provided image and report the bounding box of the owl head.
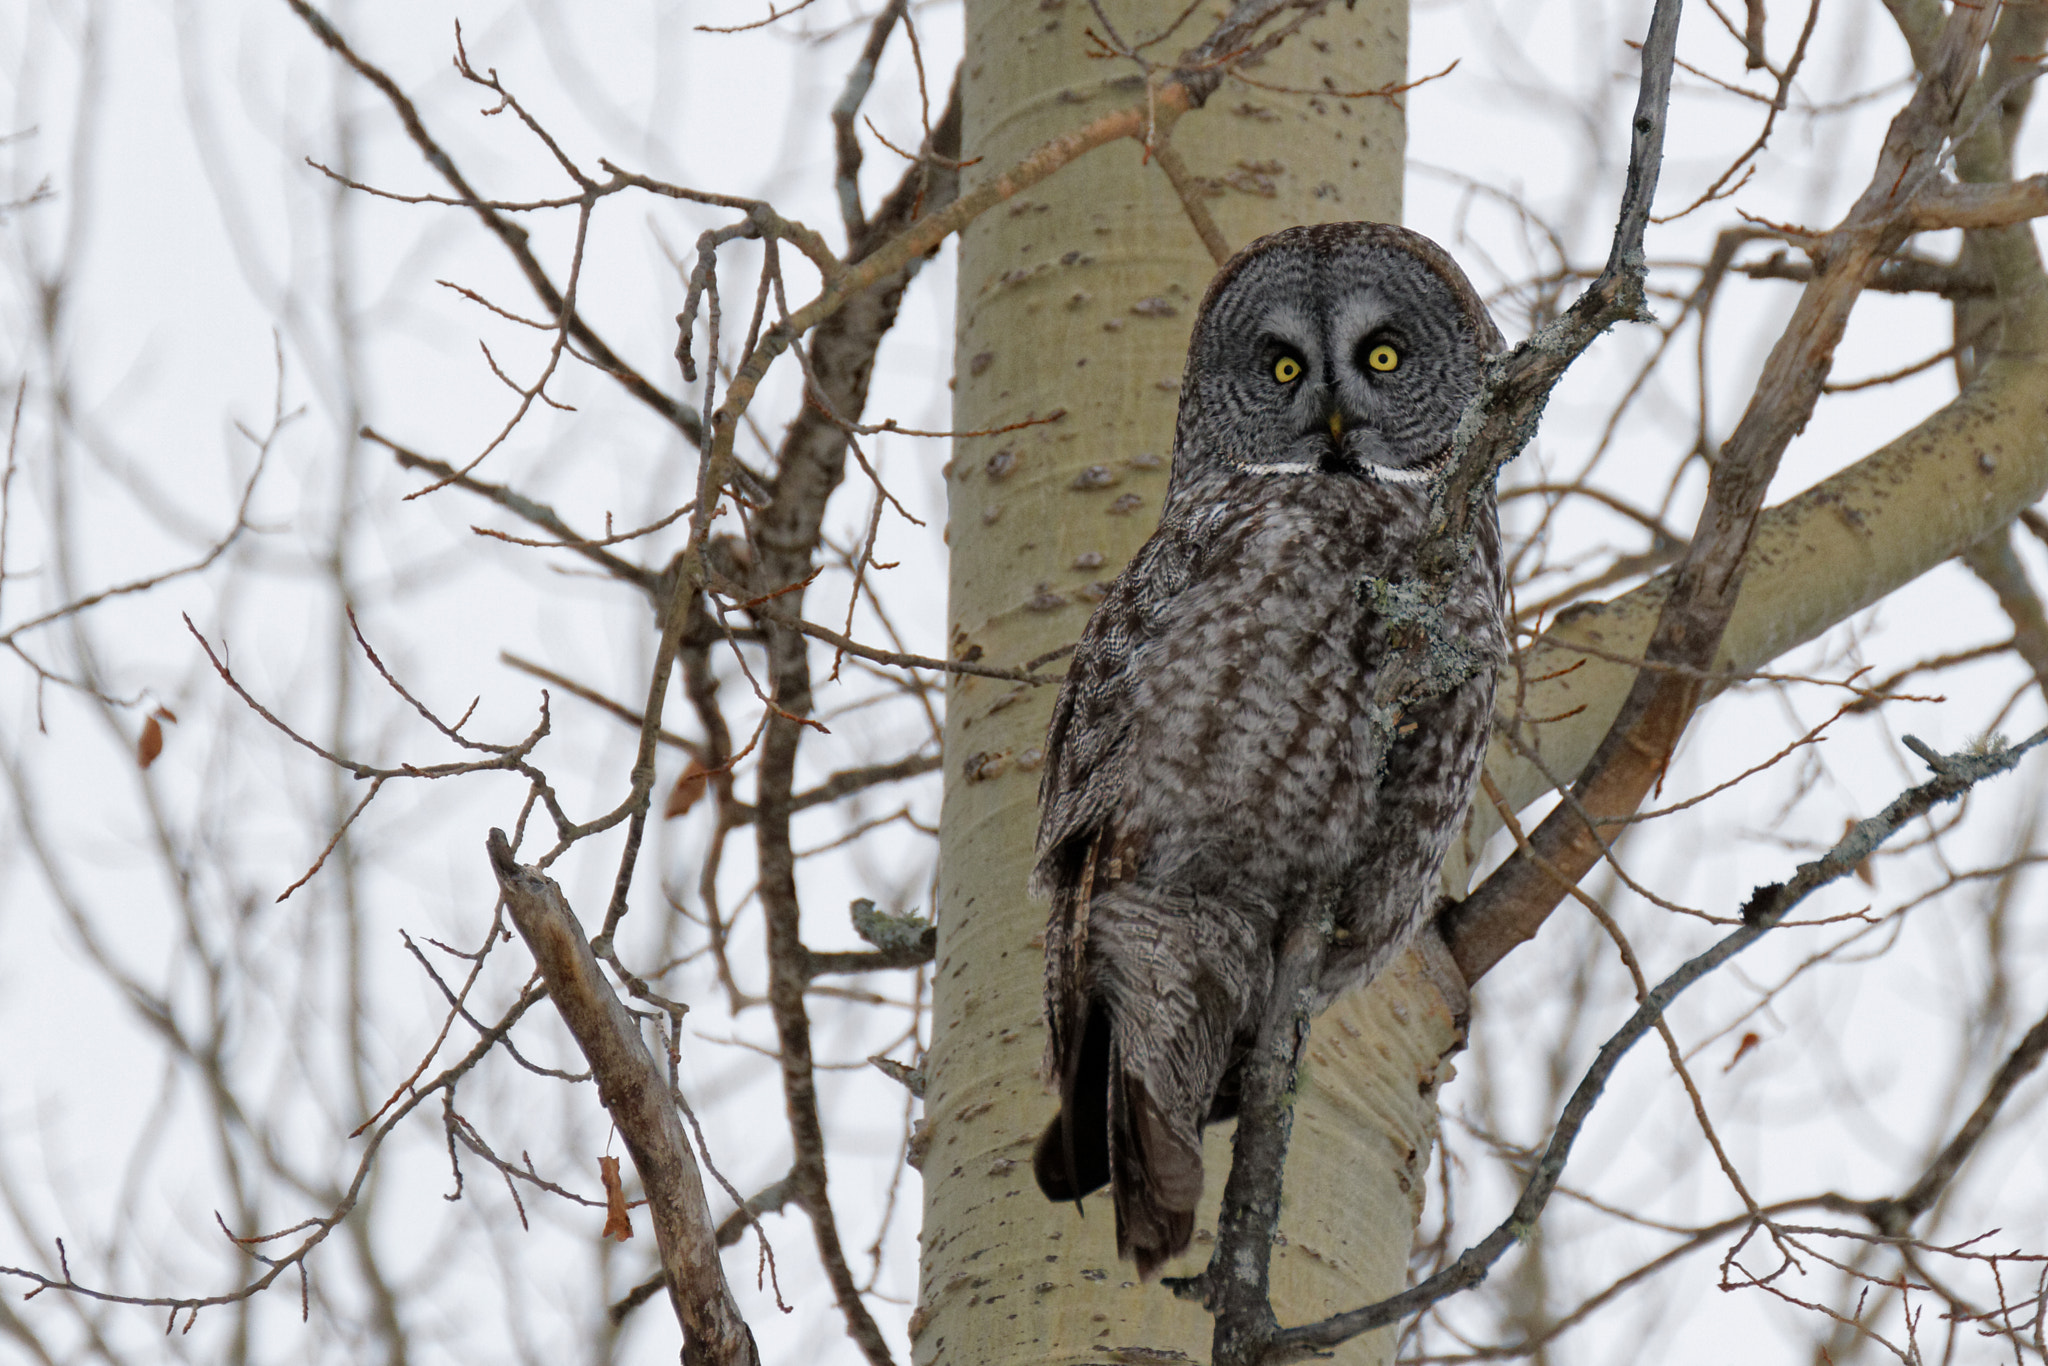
[1170,222,1504,486]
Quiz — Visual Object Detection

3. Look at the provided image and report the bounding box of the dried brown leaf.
[137,715,164,769]
[664,760,712,818]
[599,1155,634,1241]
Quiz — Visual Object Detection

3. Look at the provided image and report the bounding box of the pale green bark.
[917,4,1455,1363]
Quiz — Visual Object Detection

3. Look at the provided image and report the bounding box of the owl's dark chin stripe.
[1276,425,1360,476]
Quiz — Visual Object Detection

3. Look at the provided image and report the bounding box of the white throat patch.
[1238,451,1452,484]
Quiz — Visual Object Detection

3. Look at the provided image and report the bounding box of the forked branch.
[1444,0,2014,983]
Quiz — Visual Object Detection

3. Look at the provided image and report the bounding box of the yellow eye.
[1273,356,1302,384]
[1367,344,1400,373]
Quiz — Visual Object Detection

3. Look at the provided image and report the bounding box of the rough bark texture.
[918,4,1460,1363]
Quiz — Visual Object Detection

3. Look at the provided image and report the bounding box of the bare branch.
[1857,1002,2048,1236]
[1425,0,1682,558]
[1446,0,2012,983]
[282,2,705,445]
[1151,137,1232,266]
[369,429,660,594]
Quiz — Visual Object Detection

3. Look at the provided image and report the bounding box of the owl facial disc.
[1170,221,1502,490]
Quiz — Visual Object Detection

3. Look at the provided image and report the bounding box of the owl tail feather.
[1032,1004,1204,1277]
[1110,1067,1202,1279]
[1033,1004,1112,1206]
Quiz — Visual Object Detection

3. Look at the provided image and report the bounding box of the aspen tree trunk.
[916,5,1459,1362]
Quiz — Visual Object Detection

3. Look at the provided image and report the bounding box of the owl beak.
[1327,411,1345,441]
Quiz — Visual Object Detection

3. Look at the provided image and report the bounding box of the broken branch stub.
[485,829,759,1366]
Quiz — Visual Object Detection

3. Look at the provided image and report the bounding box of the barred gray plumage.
[1030,222,1507,1277]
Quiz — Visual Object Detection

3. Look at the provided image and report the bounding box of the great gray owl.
[1030,222,1506,1277]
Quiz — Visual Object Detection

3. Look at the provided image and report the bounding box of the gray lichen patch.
[852,898,933,953]
[1360,574,1500,702]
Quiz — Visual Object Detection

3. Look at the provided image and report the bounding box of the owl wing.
[1031,518,1202,1202]
[1032,528,1196,1056]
